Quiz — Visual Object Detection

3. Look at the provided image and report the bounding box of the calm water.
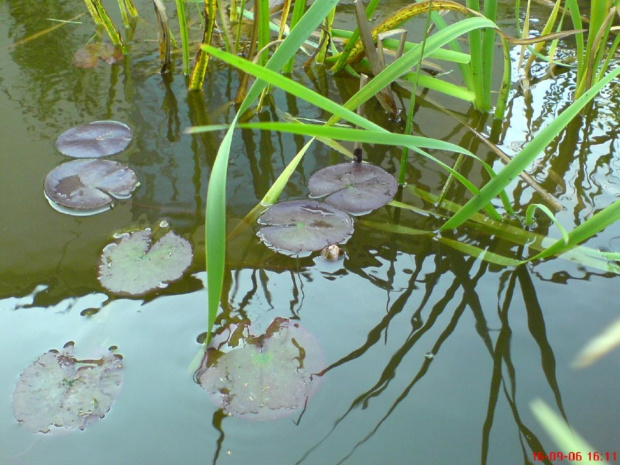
[1,1,620,464]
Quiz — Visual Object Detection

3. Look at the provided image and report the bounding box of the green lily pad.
[308,162,398,215]
[98,229,193,296]
[12,342,123,434]
[198,318,325,421]
[44,159,139,216]
[55,121,132,158]
[257,200,354,255]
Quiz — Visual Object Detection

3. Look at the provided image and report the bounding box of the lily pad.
[55,120,132,158]
[197,318,324,421]
[98,229,193,296]
[257,200,354,255]
[44,159,139,215]
[12,342,123,434]
[308,162,398,215]
[73,44,124,68]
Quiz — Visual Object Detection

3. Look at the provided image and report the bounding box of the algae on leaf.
[198,318,325,421]
[12,342,124,434]
[98,229,193,296]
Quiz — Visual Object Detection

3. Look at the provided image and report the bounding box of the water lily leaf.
[73,44,124,68]
[198,318,324,421]
[44,159,139,216]
[12,342,123,434]
[308,162,398,215]
[257,200,354,254]
[55,120,132,158]
[98,229,193,296]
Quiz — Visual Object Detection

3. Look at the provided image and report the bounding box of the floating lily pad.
[73,43,123,68]
[308,162,398,215]
[12,342,123,434]
[257,200,353,255]
[198,318,324,421]
[44,159,139,215]
[55,120,132,158]
[98,229,193,296]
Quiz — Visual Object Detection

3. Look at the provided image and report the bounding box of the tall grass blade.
[481,0,497,111]
[228,138,316,240]
[528,198,620,261]
[441,65,620,231]
[85,0,124,48]
[189,0,216,90]
[466,0,485,109]
[330,16,498,125]
[282,0,306,73]
[8,13,85,49]
[525,204,569,245]
[257,0,271,66]
[531,400,595,457]
[331,0,380,72]
[175,0,190,75]
[201,0,340,341]
[153,0,172,73]
[573,317,620,368]
[407,186,620,273]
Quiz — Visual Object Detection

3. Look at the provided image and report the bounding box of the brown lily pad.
[197,318,325,421]
[308,162,398,215]
[44,159,139,215]
[257,200,354,255]
[73,43,124,68]
[12,342,124,434]
[55,120,133,159]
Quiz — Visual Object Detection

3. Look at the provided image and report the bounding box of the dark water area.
[1,1,620,464]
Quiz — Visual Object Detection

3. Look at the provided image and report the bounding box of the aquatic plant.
[308,162,398,215]
[12,342,124,434]
[197,317,324,421]
[55,121,133,158]
[98,228,193,296]
[257,199,354,255]
[73,43,123,68]
[44,159,139,216]
[518,0,620,101]
[66,0,620,338]
[184,0,620,342]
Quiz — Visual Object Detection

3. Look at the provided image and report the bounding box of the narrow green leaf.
[332,16,498,124]
[404,72,475,102]
[202,0,340,341]
[528,198,620,262]
[437,236,523,267]
[525,203,570,245]
[531,400,595,458]
[175,0,190,75]
[441,65,620,231]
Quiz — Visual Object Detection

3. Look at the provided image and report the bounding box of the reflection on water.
[1,0,620,464]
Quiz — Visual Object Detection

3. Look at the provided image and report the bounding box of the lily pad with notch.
[308,162,398,215]
[44,158,139,216]
[73,44,124,68]
[55,120,133,158]
[98,228,193,296]
[257,200,354,255]
[197,317,325,421]
[12,342,123,434]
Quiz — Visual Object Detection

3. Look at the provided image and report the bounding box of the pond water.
[1,1,620,464]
